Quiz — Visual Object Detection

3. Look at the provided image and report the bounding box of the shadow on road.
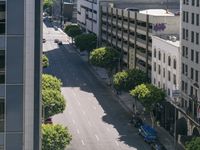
[43,45,150,150]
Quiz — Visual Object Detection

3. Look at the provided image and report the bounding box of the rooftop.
[152,35,180,47]
[139,9,175,16]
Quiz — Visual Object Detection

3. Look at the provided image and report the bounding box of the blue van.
[138,124,157,143]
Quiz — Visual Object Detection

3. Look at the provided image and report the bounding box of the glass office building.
[0,0,42,149]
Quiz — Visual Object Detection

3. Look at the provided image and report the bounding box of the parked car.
[43,38,46,43]
[138,124,157,143]
[151,140,167,150]
[45,117,52,124]
[54,39,59,43]
[57,41,63,45]
[130,115,143,128]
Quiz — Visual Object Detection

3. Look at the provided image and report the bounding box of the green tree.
[42,74,62,92]
[64,24,78,34]
[42,90,66,119]
[74,33,97,52]
[130,84,165,126]
[64,25,82,42]
[113,69,148,91]
[186,137,200,150]
[43,0,54,14]
[113,71,128,91]
[42,55,49,68]
[89,47,119,70]
[42,124,72,150]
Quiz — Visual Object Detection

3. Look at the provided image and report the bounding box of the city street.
[43,19,150,150]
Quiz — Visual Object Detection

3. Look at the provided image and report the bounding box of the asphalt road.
[43,19,150,150]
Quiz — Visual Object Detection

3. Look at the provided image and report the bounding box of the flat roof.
[152,35,180,47]
[139,9,175,16]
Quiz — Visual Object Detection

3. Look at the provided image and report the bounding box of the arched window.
[173,59,177,69]
[168,56,171,66]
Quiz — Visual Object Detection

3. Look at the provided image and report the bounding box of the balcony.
[123,44,128,53]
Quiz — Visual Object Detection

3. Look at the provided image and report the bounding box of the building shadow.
[43,45,150,150]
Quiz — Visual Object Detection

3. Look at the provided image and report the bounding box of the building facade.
[100,6,180,77]
[152,35,180,99]
[0,0,42,150]
[77,0,99,34]
[180,0,200,136]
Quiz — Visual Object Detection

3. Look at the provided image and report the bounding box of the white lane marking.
[95,134,100,141]
[77,129,80,134]
[81,140,85,145]
[88,121,92,127]
[72,120,75,124]
[115,141,119,146]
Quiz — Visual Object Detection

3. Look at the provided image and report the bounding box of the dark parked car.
[45,117,52,124]
[54,39,59,43]
[138,124,157,143]
[130,115,143,128]
[57,41,63,45]
[43,38,46,43]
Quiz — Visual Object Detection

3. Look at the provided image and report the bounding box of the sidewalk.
[60,28,184,150]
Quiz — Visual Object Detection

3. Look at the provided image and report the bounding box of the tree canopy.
[43,0,54,10]
[42,124,72,150]
[42,55,49,68]
[42,74,62,92]
[113,69,148,91]
[89,47,119,69]
[64,25,82,39]
[75,33,97,52]
[42,90,66,119]
[186,137,200,150]
[130,84,165,111]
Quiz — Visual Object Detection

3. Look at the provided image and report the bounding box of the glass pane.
[0,51,5,71]
[0,99,4,132]
[0,2,5,35]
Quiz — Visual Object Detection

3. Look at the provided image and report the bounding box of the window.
[168,71,171,81]
[0,99,4,132]
[191,49,194,61]
[163,68,165,77]
[195,70,199,82]
[196,51,199,64]
[173,59,176,69]
[186,11,189,23]
[196,14,199,26]
[185,46,188,58]
[182,80,184,91]
[158,51,161,60]
[168,56,171,66]
[168,88,170,96]
[191,67,194,79]
[185,64,188,76]
[197,0,199,6]
[196,32,199,44]
[192,0,195,6]
[192,13,195,24]
[186,29,189,40]
[183,11,186,22]
[173,74,176,85]
[185,82,188,94]
[182,28,185,39]
[158,65,161,75]
[182,63,185,74]
[191,31,194,43]
[154,48,156,58]
[154,62,156,71]
[0,2,5,35]
[163,53,165,63]
[0,51,5,84]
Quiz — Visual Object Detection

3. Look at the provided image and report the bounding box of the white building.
[180,0,200,136]
[152,35,181,101]
[77,0,99,34]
